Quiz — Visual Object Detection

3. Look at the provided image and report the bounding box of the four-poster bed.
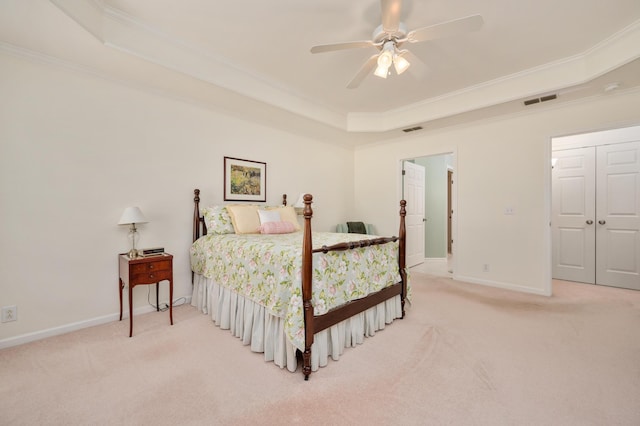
[190,188,408,380]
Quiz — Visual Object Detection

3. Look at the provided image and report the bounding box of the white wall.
[0,52,355,343]
[2,47,640,345]
[354,90,640,295]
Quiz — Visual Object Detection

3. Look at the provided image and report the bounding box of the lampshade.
[377,50,393,68]
[374,63,389,79]
[374,44,393,79]
[118,207,148,225]
[393,53,410,75]
[294,193,307,208]
[294,193,314,215]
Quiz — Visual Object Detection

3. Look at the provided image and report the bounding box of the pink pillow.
[259,221,296,234]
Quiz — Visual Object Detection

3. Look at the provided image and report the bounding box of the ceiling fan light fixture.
[374,64,389,79]
[377,49,393,68]
[393,54,410,75]
[374,49,393,78]
[309,2,484,89]
[374,42,396,79]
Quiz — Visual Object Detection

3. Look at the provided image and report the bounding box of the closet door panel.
[552,148,596,283]
[596,141,640,290]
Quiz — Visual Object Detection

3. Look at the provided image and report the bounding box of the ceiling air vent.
[402,126,423,133]
[524,93,557,106]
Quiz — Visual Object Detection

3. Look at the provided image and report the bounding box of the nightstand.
[118,253,173,337]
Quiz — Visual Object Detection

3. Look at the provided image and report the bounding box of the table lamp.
[118,206,148,258]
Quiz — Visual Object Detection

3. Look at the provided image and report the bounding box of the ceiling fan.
[310,0,484,89]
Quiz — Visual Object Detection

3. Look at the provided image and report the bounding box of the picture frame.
[224,156,267,202]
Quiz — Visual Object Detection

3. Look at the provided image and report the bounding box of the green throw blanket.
[347,221,367,234]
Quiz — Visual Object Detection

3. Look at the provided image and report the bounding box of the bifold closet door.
[595,141,640,290]
[553,141,640,290]
[552,147,596,284]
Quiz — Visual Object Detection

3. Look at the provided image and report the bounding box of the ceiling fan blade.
[381,0,402,33]
[310,40,375,54]
[407,14,483,43]
[347,54,379,89]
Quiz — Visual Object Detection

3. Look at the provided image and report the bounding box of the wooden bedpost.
[302,194,314,380]
[193,189,201,243]
[192,189,201,285]
[399,199,407,318]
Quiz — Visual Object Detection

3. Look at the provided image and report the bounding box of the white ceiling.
[2,0,640,143]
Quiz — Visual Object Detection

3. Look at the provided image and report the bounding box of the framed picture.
[224,156,267,202]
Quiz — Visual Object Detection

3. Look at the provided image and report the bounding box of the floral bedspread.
[190,231,402,351]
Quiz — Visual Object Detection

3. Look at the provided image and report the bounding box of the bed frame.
[192,189,407,380]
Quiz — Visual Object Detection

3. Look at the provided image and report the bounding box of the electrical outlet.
[483,264,490,272]
[1,305,17,323]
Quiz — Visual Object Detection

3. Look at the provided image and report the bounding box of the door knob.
[598,220,606,225]
[586,220,593,225]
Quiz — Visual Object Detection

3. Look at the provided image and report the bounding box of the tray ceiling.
[2,0,640,142]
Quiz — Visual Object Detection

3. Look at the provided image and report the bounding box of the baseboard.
[453,275,551,296]
[0,296,192,350]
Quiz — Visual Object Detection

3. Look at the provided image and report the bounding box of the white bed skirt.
[191,273,403,372]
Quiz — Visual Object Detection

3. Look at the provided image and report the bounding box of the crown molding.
[50,0,346,131]
[48,2,640,133]
[0,41,369,147]
[348,19,640,132]
[50,0,104,39]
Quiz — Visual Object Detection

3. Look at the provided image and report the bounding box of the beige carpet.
[1,273,639,425]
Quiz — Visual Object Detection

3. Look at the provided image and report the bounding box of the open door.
[403,161,425,267]
[448,169,453,254]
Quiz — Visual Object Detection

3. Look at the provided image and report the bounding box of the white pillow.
[258,209,281,224]
[266,206,301,231]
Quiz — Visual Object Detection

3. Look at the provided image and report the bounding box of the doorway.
[403,153,455,276]
[551,126,640,291]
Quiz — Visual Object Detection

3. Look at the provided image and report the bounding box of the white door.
[552,141,640,290]
[595,141,640,290]
[552,148,596,283]
[403,161,425,267]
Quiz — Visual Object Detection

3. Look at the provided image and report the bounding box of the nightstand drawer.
[131,260,171,275]
[131,269,172,284]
